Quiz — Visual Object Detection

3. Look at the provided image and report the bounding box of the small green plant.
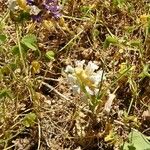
[45,50,55,61]
[103,35,119,49]
[65,60,109,146]
[22,112,37,127]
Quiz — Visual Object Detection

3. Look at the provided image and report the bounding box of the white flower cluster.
[8,0,19,11]
[65,60,106,96]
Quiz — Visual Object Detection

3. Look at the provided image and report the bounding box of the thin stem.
[127,97,134,115]
[16,25,26,74]
[59,29,84,52]
[0,11,9,22]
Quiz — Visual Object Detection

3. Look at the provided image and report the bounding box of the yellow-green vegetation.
[0,0,150,149]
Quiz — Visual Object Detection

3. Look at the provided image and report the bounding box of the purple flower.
[53,12,61,18]
[26,0,35,5]
[45,0,57,4]
[44,5,60,12]
[31,12,42,22]
[26,0,61,21]
[44,3,61,19]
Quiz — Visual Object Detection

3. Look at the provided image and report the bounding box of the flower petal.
[72,85,80,94]
[85,86,94,95]
[30,5,41,15]
[75,60,85,69]
[85,61,99,74]
[90,70,105,86]
[65,65,74,73]
[67,74,77,84]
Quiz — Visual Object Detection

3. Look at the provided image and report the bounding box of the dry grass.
[0,0,150,149]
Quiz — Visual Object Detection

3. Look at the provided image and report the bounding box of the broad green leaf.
[12,44,28,56]
[45,51,55,60]
[103,35,118,49]
[0,34,7,43]
[22,112,36,127]
[122,129,150,150]
[21,34,37,50]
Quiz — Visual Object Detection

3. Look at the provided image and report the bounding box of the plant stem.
[16,25,26,74]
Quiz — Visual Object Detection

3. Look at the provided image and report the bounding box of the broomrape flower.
[65,60,106,96]
[26,0,34,5]
[26,0,61,21]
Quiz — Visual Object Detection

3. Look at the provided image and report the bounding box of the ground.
[0,0,150,150]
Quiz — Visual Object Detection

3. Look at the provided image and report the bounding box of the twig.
[36,76,60,81]
[41,81,70,101]
[37,119,41,150]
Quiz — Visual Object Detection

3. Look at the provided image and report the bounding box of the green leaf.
[45,51,55,60]
[22,112,36,127]
[12,44,28,55]
[0,89,12,99]
[122,129,150,150]
[0,34,7,43]
[139,64,150,78]
[129,40,141,47]
[113,0,125,8]
[17,11,30,22]
[12,45,19,55]
[1,65,10,75]
[103,35,118,49]
[21,34,38,51]
[80,6,92,16]
[9,63,17,71]
[124,26,135,33]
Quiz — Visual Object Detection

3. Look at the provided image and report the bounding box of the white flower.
[30,6,41,15]
[85,61,99,74]
[65,65,74,73]
[67,74,77,84]
[65,60,106,96]
[72,85,80,94]
[75,60,85,69]
[94,88,99,95]
[90,70,105,86]
[8,0,19,11]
